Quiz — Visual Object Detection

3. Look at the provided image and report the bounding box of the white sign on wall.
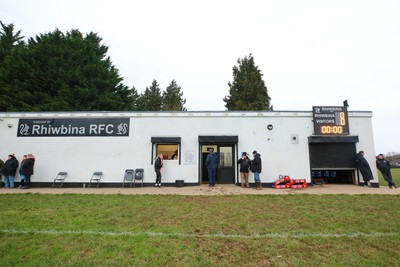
[183,150,196,165]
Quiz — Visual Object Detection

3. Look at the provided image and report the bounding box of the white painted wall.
[0,111,377,185]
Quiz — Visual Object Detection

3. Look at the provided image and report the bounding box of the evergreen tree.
[223,54,272,110]
[163,79,186,111]
[0,27,138,111]
[0,21,28,111]
[128,85,141,111]
[138,79,163,111]
[0,21,24,62]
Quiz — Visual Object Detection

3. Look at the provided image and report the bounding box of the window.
[156,144,179,160]
[151,137,181,164]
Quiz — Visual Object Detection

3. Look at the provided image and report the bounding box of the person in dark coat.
[19,154,35,189]
[154,153,163,187]
[171,150,178,160]
[376,153,397,189]
[355,150,373,187]
[250,150,262,190]
[238,152,251,188]
[0,157,4,187]
[19,155,28,188]
[0,157,4,174]
[206,148,218,187]
[2,154,19,188]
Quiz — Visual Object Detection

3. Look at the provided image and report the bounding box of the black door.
[217,145,235,184]
[201,144,236,184]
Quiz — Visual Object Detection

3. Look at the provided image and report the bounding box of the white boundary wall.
[0,111,377,185]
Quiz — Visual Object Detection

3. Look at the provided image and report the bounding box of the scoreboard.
[312,106,349,135]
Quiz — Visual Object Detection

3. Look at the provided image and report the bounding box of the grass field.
[1,194,400,266]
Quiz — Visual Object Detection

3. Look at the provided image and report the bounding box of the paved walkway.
[0,184,398,195]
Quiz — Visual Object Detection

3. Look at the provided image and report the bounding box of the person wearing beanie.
[2,154,19,188]
[376,154,397,189]
[250,150,262,190]
[238,152,251,188]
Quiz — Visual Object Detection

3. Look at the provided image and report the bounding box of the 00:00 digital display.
[320,125,344,134]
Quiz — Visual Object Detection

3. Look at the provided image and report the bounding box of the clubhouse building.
[0,107,379,187]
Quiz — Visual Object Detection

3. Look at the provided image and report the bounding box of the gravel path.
[0,184,398,195]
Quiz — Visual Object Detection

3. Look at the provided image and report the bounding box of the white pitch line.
[1,229,399,239]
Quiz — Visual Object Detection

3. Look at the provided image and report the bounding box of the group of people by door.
[237,151,262,190]
[205,148,262,189]
[0,153,35,189]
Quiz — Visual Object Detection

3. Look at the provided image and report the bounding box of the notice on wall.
[17,118,130,137]
[182,150,196,165]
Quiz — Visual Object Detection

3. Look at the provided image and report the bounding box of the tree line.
[385,152,400,167]
[0,21,272,112]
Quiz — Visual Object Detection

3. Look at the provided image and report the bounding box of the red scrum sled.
[273,175,308,189]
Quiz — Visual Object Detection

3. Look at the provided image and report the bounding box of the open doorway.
[311,169,356,184]
[198,135,238,184]
[200,144,236,184]
[309,140,358,185]
[201,145,217,184]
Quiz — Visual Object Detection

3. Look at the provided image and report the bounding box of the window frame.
[151,137,181,165]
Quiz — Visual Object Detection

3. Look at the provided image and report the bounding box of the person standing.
[154,153,163,187]
[171,150,178,160]
[251,150,262,190]
[19,155,27,188]
[355,150,373,187]
[20,154,35,189]
[238,152,251,188]
[2,154,19,188]
[0,157,4,187]
[206,148,218,187]
[376,153,397,189]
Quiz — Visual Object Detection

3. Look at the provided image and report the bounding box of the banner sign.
[17,118,130,137]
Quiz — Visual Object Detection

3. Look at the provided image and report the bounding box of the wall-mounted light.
[267,124,273,130]
[7,123,13,128]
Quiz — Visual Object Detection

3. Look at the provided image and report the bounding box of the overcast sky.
[2,0,400,153]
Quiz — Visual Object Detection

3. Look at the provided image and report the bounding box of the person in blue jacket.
[206,148,218,187]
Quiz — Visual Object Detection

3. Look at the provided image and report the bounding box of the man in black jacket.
[238,152,251,188]
[251,150,262,190]
[20,154,35,189]
[376,154,397,189]
[2,154,19,188]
